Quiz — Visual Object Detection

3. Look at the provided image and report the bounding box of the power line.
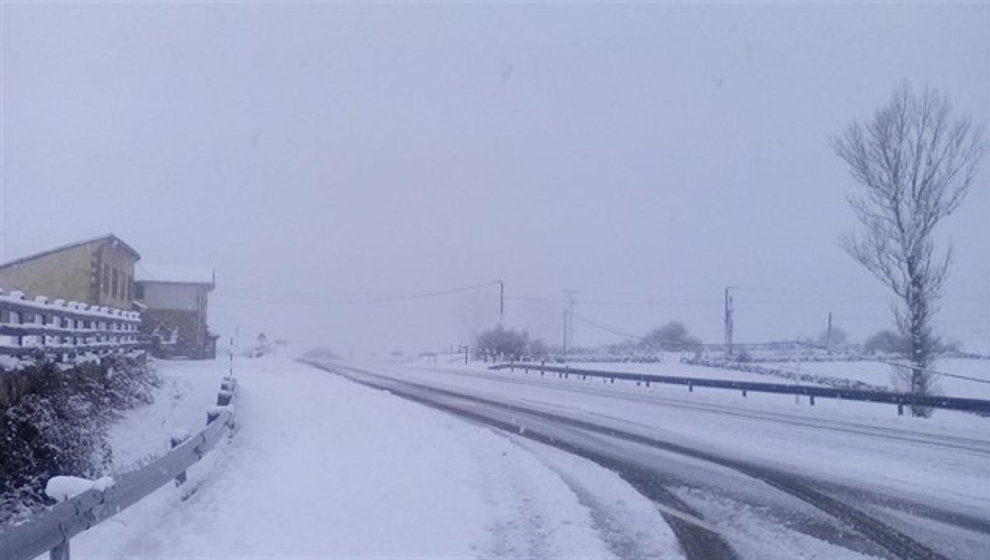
[505,295,721,307]
[570,312,642,341]
[504,295,565,304]
[580,298,721,307]
[213,280,502,306]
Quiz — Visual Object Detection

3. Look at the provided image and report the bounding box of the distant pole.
[724,287,735,356]
[562,310,568,358]
[562,290,577,359]
[826,311,833,352]
[794,338,802,404]
[499,281,505,325]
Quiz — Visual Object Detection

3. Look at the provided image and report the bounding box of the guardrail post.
[170,433,190,485]
[50,541,69,560]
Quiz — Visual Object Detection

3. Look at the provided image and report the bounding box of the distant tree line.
[474,326,547,360]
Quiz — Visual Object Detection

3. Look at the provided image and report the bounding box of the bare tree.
[832,82,985,415]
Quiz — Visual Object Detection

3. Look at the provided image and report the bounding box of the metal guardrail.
[0,291,142,358]
[490,362,990,415]
[0,377,238,560]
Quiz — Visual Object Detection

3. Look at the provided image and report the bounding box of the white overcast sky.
[2,2,989,357]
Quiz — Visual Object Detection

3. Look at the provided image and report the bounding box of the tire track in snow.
[514,438,684,559]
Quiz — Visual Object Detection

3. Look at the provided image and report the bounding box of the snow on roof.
[136,264,215,286]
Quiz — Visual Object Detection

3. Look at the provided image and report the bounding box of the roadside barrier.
[0,377,238,560]
[0,290,142,359]
[492,362,990,416]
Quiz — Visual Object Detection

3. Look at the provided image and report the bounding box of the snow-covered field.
[461,356,990,399]
[761,358,990,399]
[67,355,683,559]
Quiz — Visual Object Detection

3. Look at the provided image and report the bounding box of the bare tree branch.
[831,82,987,416]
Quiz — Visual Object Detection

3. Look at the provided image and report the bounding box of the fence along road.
[0,290,142,358]
[0,378,237,560]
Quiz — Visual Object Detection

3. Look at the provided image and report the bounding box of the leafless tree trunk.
[831,82,985,416]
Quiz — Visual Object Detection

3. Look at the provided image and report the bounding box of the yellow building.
[0,234,141,310]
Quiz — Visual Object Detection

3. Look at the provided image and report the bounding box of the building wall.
[0,243,95,303]
[142,308,208,358]
[0,238,138,310]
[95,241,138,308]
[140,283,202,311]
[139,282,212,358]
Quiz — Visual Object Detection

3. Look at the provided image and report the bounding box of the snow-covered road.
[305,359,990,560]
[70,356,682,559]
[53,354,990,559]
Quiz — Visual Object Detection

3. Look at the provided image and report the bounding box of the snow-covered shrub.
[0,354,159,524]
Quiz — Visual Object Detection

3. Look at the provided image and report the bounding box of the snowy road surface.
[302,359,990,560]
[70,357,682,559]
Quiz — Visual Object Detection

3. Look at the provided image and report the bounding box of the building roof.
[0,234,141,270]
[136,264,216,287]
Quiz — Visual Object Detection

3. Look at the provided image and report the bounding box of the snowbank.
[44,476,114,502]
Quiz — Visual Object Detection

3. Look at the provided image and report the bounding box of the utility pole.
[562,290,578,360]
[826,311,833,352]
[724,286,735,357]
[562,309,568,357]
[499,280,504,326]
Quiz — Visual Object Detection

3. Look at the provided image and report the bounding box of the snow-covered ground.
[26,353,988,559]
[379,361,990,517]
[762,358,990,399]
[459,356,990,399]
[534,359,828,386]
[66,355,683,559]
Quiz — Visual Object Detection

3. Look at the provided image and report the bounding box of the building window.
[103,264,111,295]
[125,274,131,300]
[112,268,119,299]
[136,285,145,300]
